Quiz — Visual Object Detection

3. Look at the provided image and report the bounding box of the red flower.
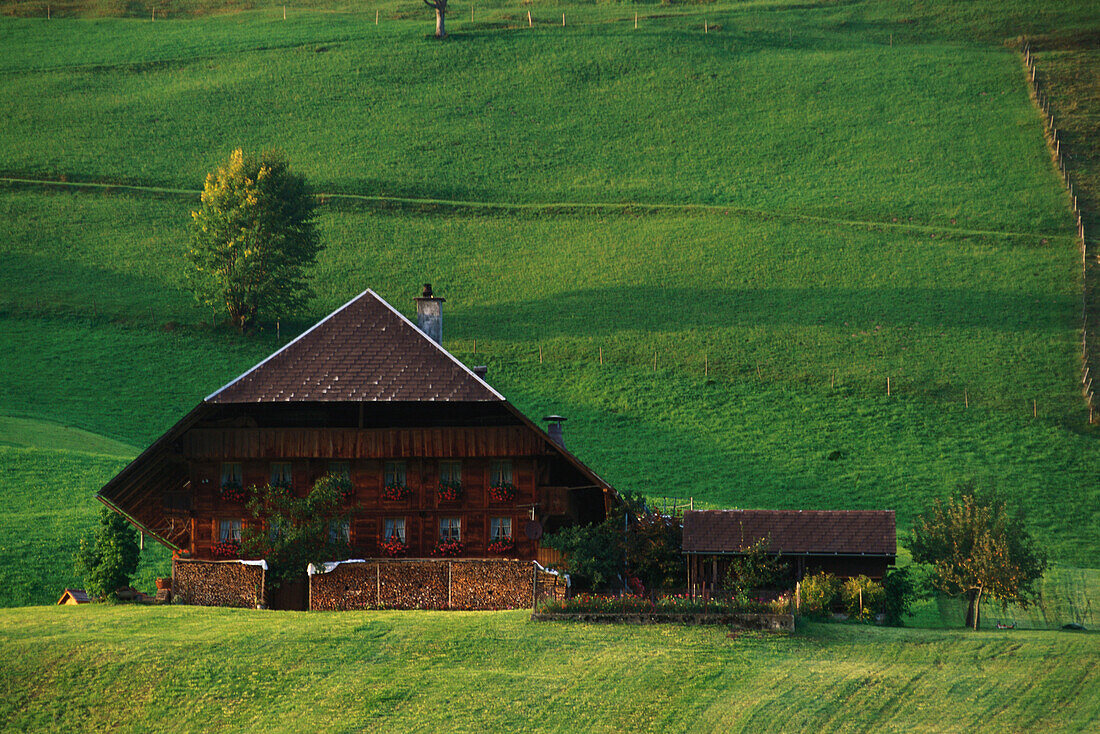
[488,482,517,502]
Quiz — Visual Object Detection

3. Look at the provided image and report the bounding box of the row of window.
[219,460,514,488]
[216,516,514,544]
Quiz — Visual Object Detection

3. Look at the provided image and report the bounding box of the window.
[329,519,350,544]
[328,461,351,480]
[440,461,461,486]
[490,460,513,486]
[439,517,461,542]
[220,462,242,487]
[270,462,293,488]
[490,517,513,541]
[218,518,242,542]
[383,517,407,543]
[267,519,281,542]
[383,461,407,487]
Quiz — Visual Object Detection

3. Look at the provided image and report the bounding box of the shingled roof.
[207,289,503,404]
[682,510,896,556]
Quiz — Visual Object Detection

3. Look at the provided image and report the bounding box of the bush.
[73,508,141,600]
[799,572,838,616]
[883,566,918,626]
[840,575,885,621]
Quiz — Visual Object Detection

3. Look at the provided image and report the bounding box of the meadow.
[0,605,1097,732]
[0,0,1098,610]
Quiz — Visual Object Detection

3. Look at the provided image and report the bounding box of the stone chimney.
[414,283,445,345]
[543,415,566,448]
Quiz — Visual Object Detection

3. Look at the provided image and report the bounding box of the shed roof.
[57,588,91,604]
[207,289,504,404]
[682,509,896,556]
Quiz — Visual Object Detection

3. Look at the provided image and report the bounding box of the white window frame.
[439,517,461,543]
[270,462,293,487]
[220,462,242,486]
[384,461,407,487]
[490,460,513,485]
[490,517,513,541]
[440,461,462,486]
[329,519,351,544]
[218,518,242,542]
[383,517,407,543]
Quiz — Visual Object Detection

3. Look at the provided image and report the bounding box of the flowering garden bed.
[532,594,794,631]
[531,611,794,631]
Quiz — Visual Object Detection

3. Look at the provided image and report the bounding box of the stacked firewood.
[173,560,264,608]
[309,560,566,611]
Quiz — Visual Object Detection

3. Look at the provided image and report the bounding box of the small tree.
[423,0,449,38]
[723,537,789,602]
[74,508,141,600]
[910,485,1047,630]
[619,493,683,594]
[187,148,321,332]
[541,521,622,589]
[241,473,352,589]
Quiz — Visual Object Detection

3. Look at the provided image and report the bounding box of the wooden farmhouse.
[683,509,896,594]
[97,286,619,610]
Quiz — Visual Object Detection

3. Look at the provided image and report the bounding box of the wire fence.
[1022,40,1095,423]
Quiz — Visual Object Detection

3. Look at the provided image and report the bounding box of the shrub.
[799,572,838,616]
[73,508,141,600]
[883,566,918,626]
[841,575,885,621]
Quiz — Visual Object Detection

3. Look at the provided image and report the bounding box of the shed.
[57,588,91,605]
[683,509,896,592]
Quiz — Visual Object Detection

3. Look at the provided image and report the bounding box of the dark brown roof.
[58,588,91,604]
[207,289,503,404]
[682,510,896,556]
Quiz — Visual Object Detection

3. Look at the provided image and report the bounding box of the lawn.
[0,605,1097,732]
[0,0,1098,608]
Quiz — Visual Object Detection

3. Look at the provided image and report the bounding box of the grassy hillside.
[0,441,172,607]
[1,0,1098,605]
[1,606,1098,732]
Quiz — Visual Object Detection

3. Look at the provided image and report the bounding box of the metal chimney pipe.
[414,283,445,345]
[543,415,566,448]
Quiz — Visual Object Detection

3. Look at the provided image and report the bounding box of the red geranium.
[488,482,517,502]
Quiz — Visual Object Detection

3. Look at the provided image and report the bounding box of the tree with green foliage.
[241,473,353,589]
[187,148,321,332]
[73,508,141,600]
[423,0,449,38]
[910,485,1047,630]
[723,537,789,602]
[541,521,622,589]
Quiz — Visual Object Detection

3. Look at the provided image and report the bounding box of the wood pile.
[173,559,264,608]
[309,559,567,611]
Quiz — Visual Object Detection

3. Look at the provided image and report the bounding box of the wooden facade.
[184,426,605,560]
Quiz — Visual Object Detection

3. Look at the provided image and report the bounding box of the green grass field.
[1,0,1098,609]
[0,605,1097,732]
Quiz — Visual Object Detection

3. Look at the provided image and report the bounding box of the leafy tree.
[541,521,622,589]
[423,0,449,38]
[723,537,789,602]
[74,508,141,600]
[187,148,321,332]
[910,485,1047,630]
[241,473,352,589]
[882,566,917,626]
[618,492,683,593]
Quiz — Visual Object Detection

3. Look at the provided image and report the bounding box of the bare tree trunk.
[435,7,445,38]
[965,588,982,630]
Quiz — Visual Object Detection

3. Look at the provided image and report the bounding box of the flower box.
[212,540,240,558]
[488,539,516,554]
[488,482,517,503]
[433,540,464,557]
[381,484,410,502]
[219,481,246,504]
[437,482,463,502]
[379,537,409,557]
